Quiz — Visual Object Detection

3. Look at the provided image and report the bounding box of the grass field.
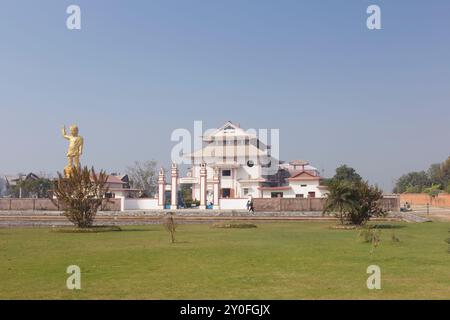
[0,221,449,299]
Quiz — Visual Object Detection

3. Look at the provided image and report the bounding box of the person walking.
[249,198,255,214]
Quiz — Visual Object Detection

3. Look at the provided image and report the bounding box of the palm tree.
[322,180,355,224]
[323,180,385,225]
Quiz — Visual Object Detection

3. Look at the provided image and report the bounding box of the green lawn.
[0,221,449,299]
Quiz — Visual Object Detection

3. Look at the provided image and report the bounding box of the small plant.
[370,229,381,254]
[447,229,450,253]
[51,226,122,233]
[358,226,376,242]
[358,226,381,254]
[211,222,257,229]
[163,212,177,243]
[391,231,400,243]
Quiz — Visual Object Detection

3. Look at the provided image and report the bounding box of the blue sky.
[0,0,449,191]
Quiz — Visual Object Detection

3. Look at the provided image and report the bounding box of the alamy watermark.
[66,5,81,30]
[366,265,381,290]
[367,5,381,30]
[66,265,81,290]
[65,4,381,31]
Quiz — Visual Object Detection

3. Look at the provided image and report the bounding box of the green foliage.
[446,184,450,194]
[394,156,450,193]
[51,226,122,233]
[9,177,52,198]
[331,165,362,184]
[211,222,257,229]
[52,166,109,228]
[323,180,385,226]
[394,171,429,193]
[180,185,193,208]
[404,185,422,193]
[422,184,442,197]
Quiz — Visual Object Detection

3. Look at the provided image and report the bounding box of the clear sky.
[0,0,449,191]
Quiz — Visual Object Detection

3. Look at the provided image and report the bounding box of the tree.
[332,165,362,184]
[323,180,385,226]
[0,177,6,197]
[423,184,441,198]
[393,171,430,193]
[393,156,450,193]
[126,160,158,197]
[180,184,193,208]
[9,177,52,198]
[52,166,109,228]
[322,180,355,224]
[439,156,450,188]
[428,163,442,186]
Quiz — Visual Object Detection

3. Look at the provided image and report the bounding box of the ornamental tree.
[52,166,109,228]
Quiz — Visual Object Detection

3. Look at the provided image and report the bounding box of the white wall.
[219,198,249,210]
[123,198,159,210]
[262,189,296,198]
[260,181,327,199]
[290,181,325,198]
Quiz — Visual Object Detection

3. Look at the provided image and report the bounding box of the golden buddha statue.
[61,125,84,177]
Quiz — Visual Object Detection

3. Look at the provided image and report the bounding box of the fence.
[0,198,121,211]
[400,193,450,208]
[253,197,400,212]
[0,196,400,212]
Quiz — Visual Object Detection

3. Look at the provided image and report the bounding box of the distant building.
[105,174,141,198]
[4,173,40,189]
[4,173,41,198]
[260,160,328,198]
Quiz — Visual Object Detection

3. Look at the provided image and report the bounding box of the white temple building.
[121,121,328,211]
[178,121,327,204]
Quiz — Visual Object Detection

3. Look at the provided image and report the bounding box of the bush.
[211,222,257,229]
[358,226,380,242]
[358,226,381,253]
[163,212,176,243]
[52,166,109,228]
[323,180,386,226]
[51,226,122,233]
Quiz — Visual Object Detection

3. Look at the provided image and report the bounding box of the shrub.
[358,226,381,253]
[52,166,109,228]
[323,180,386,226]
[358,226,379,242]
[163,212,176,243]
[211,222,257,229]
[391,231,400,243]
[51,226,121,233]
